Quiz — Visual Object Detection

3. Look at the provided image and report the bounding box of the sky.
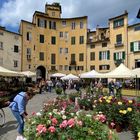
[0,0,140,33]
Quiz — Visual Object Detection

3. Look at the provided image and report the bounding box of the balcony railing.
[115,42,124,47]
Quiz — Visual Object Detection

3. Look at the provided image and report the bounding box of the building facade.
[87,11,140,73]
[0,26,22,71]
[20,2,87,79]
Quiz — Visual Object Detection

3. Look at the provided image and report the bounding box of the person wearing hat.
[9,88,35,140]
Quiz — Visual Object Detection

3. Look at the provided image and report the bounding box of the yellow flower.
[127,107,132,112]
[108,96,113,100]
[119,110,123,113]
[122,110,127,114]
[106,99,111,103]
[118,102,122,105]
[138,132,140,137]
[99,99,102,103]
[103,96,107,99]
[128,100,133,104]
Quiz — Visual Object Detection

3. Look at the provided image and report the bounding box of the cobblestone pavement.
[0,89,134,140]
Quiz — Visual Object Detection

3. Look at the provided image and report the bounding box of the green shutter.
[114,53,116,60]
[122,52,125,59]
[107,51,110,60]
[99,52,101,60]
[130,42,134,52]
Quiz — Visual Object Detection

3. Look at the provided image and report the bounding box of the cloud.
[0,0,140,32]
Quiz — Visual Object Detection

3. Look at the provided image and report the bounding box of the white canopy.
[61,74,79,80]
[104,63,135,78]
[132,68,140,78]
[0,66,23,77]
[80,70,103,78]
[51,73,66,77]
[20,71,36,77]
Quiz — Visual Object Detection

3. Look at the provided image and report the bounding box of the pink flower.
[110,122,115,127]
[51,118,58,126]
[76,120,83,126]
[48,126,56,133]
[36,124,47,134]
[32,112,36,116]
[67,118,75,128]
[59,120,68,128]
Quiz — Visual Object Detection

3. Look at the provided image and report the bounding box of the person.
[62,81,67,94]
[9,88,35,140]
[108,80,115,96]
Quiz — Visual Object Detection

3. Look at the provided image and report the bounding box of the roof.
[128,22,140,28]
[137,9,140,18]
[109,11,128,21]
[21,20,36,25]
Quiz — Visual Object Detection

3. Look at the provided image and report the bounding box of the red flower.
[60,120,68,128]
[48,126,56,133]
[67,118,75,128]
[51,118,58,126]
[36,124,47,134]
[32,112,36,116]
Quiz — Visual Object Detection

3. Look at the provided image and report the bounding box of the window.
[80,21,83,29]
[51,36,56,45]
[102,42,107,47]
[130,41,140,52]
[28,65,31,69]
[27,32,32,41]
[79,36,84,44]
[40,35,44,43]
[78,66,84,71]
[90,52,95,61]
[51,53,56,64]
[0,42,3,50]
[64,65,68,71]
[64,48,68,54]
[99,65,110,70]
[51,66,56,71]
[59,48,63,54]
[14,45,19,53]
[79,53,84,61]
[114,51,125,60]
[27,48,31,60]
[52,12,55,16]
[38,18,47,28]
[39,52,44,61]
[60,32,63,38]
[90,44,95,49]
[71,54,75,61]
[59,65,63,71]
[0,58,3,65]
[62,20,66,26]
[14,60,18,67]
[113,18,124,28]
[71,22,76,30]
[49,21,56,29]
[99,51,110,60]
[134,26,140,31]
[71,37,76,45]
[90,65,95,70]
[65,32,68,40]
[116,34,122,45]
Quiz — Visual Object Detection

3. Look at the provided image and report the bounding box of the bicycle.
[0,108,5,127]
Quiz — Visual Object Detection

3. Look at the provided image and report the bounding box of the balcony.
[70,60,76,65]
[27,55,31,61]
[115,42,124,47]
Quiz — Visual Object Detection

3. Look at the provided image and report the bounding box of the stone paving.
[0,89,134,140]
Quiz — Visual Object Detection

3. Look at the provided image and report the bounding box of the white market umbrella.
[0,66,23,77]
[51,73,66,77]
[20,71,36,77]
[61,74,79,80]
[104,63,135,78]
[80,69,103,78]
[132,68,140,78]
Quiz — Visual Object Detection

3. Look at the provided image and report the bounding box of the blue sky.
[0,0,140,33]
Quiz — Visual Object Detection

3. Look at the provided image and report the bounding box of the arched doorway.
[36,66,46,80]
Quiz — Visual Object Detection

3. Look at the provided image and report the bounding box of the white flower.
[86,114,92,117]
[70,113,74,116]
[62,115,67,119]
[60,110,65,115]
[47,120,51,124]
[36,112,41,116]
[48,112,52,116]
[31,120,36,124]
[53,109,58,114]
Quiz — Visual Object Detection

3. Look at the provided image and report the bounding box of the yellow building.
[20,2,87,79]
[0,26,22,71]
[19,2,140,79]
[87,10,140,73]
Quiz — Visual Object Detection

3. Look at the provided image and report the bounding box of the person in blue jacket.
[9,88,35,140]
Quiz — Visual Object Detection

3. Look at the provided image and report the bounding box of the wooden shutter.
[114,53,116,60]
[107,51,110,60]
[122,52,125,59]
[99,52,101,60]
[130,42,134,52]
